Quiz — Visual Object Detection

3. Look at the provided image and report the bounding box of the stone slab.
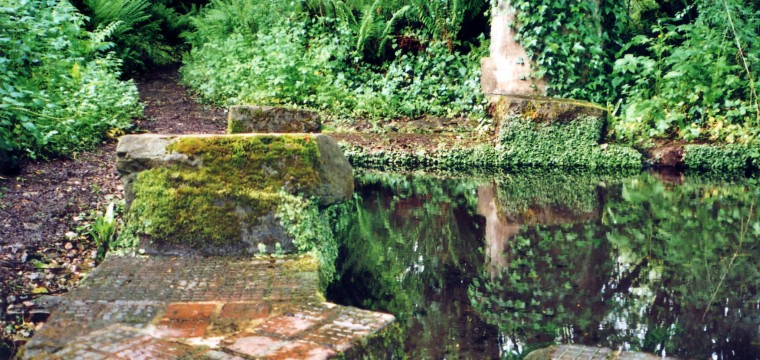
[21,255,396,360]
[490,95,606,123]
[228,105,321,134]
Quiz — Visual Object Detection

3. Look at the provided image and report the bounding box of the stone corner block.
[115,133,353,207]
[490,95,606,122]
[227,105,321,134]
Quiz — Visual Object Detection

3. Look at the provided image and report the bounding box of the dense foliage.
[65,0,208,73]
[514,0,760,144]
[180,0,490,122]
[512,0,627,104]
[0,0,142,163]
[611,0,760,143]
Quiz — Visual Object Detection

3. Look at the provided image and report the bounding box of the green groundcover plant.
[0,0,143,163]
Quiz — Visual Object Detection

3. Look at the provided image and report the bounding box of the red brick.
[265,340,336,360]
[163,303,216,321]
[156,320,209,338]
[220,302,271,320]
[256,315,317,338]
[225,334,284,357]
[111,339,198,359]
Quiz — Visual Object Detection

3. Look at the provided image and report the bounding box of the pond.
[326,170,759,359]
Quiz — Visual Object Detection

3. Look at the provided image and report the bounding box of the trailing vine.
[510,0,627,104]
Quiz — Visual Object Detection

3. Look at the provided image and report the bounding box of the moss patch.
[123,135,324,251]
[276,191,339,289]
[490,95,606,123]
[125,167,281,249]
[167,135,321,193]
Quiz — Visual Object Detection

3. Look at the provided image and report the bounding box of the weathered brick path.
[524,345,676,360]
[21,256,395,359]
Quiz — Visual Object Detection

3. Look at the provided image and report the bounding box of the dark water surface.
[327,171,760,359]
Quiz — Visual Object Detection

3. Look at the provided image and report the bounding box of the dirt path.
[132,69,227,134]
[0,67,226,355]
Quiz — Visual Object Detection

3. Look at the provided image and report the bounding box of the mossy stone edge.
[115,134,353,258]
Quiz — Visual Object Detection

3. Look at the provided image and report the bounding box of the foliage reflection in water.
[327,171,759,359]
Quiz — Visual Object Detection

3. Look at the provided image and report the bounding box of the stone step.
[21,255,397,360]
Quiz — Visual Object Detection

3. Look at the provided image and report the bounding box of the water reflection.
[327,171,760,359]
[477,184,519,278]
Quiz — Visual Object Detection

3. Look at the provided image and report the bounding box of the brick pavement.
[21,255,396,359]
[524,345,677,360]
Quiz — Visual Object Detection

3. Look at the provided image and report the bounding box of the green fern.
[354,0,412,58]
[355,0,379,54]
[85,0,151,35]
[83,0,181,72]
[408,0,488,47]
[87,20,120,52]
[303,0,359,24]
[377,5,411,56]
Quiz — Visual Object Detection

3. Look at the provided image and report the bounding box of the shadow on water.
[326,170,760,359]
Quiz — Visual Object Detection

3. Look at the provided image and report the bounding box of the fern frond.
[88,20,121,52]
[377,5,411,56]
[355,0,380,53]
[85,0,151,34]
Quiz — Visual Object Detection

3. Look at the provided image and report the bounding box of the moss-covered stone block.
[497,115,641,169]
[490,95,606,123]
[115,134,353,256]
[117,134,353,206]
[227,105,321,134]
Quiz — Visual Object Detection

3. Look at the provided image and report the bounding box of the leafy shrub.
[0,0,142,161]
[512,0,759,145]
[360,38,488,119]
[182,15,354,108]
[181,0,489,122]
[610,0,760,143]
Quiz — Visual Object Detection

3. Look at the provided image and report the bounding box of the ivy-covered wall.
[509,0,626,103]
